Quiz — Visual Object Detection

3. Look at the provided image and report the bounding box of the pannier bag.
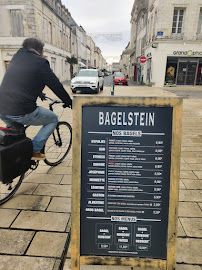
[0,137,33,184]
[0,127,25,146]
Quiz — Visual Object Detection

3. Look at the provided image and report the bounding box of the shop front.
[0,50,17,82]
[165,51,202,86]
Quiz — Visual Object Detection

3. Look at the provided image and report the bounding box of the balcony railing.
[171,33,184,40]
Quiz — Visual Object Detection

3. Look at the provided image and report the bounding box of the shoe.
[31,153,46,160]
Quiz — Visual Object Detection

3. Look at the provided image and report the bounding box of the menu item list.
[80,106,172,259]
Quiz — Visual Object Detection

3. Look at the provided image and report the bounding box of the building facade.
[0,0,73,82]
[86,35,95,68]
[129,0,202,87]
[120,42,131,77]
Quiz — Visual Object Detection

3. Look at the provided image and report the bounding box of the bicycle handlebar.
[40,94,72,109]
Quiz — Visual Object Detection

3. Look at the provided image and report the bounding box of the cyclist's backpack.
[0,128,33,184]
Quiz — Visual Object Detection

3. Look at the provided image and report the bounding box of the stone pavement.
[0,84,201,270]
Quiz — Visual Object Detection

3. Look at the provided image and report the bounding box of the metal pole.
[111,76,115,96]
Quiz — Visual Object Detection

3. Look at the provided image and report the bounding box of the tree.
[65,56,78,79]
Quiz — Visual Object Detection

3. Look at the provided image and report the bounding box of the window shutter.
[11,10,24,37]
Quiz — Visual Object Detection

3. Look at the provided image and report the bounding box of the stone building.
[129,0,202,87]
[120,42,131,77]
[0,0,73,82]
[86,35,95,68]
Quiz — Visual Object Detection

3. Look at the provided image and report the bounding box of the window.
[153,11,157,38]
[172,9,184,34]
[10,10,24,37]
[48,22,52,44]
[197,8,202,35]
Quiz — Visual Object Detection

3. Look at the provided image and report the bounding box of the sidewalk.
[0,85,201,270]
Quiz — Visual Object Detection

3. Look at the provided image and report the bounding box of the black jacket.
[0,48,72,116]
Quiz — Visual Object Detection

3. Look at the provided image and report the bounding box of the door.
[176,62,187,85]
[176,61,198,85]
[186,62,198,85]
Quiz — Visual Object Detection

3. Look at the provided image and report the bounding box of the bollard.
[111,80,115,96]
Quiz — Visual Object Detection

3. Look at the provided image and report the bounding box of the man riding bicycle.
[0,37,72,160]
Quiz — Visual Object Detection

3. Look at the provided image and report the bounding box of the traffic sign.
[140,56,147,63]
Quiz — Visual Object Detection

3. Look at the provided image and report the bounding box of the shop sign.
[173,50,202,56]
[72,96,183,270]
[2,51,16,61]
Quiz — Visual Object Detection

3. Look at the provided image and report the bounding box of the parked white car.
[71,69,104,94]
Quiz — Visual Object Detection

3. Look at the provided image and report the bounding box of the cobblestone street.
[0,84,201,270]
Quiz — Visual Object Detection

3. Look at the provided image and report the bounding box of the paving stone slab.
[181,152,196,158]
[47,197,71,212]
[15,183,39,195]
[180,170,197,179]
[182,157,202,163]
[11,211,70,231]
[182,179,202,189]
[57,159,71,167]
[48,166,72,175]
[193,170,202,179]
[27,231,67,257]
[177,220,186,237]
[176,265,201,270]
[180,218,202,237]
[0,209,19,227]
[179,180,186,189]
[0,229,34,254]
[180,163,191,170]
[0,255,55,270]
[181,148,202,153]
[60,175,72,185]
[24,174,63,184]
[179,190,202,202]
[177,238,202,264]
[1,195,50,211]
[187,163,202,170]
[194,152,202,157]
[199,203,202,210]
[178,202,202,217]
[33,184,71,197]
[53,259,61,270]
[32,165,51,174]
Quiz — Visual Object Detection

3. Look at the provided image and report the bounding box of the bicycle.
[0,95,72,205]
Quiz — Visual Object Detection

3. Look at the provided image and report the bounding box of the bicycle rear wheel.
[43,121,72,166]
[0,174,24,205]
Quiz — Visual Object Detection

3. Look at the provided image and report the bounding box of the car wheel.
[95,84,99,94]
[100,84,104,91]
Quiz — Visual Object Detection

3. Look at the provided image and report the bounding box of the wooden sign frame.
[71,96,183,270]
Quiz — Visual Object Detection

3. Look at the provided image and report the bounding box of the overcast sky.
[61,0,134,64]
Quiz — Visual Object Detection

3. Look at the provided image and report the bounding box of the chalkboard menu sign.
[81,106,172,258]
[72,97,182,270]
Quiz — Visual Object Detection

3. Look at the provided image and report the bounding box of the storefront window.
[196,60,202,85]
[165,57,178,85]
[5,61,10,71]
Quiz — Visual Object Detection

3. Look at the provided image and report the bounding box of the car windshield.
[76,70,98,77]
[115,73,125,78]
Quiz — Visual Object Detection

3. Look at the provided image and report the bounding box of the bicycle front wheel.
[43,121,72,166]
[0,174,24,205]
